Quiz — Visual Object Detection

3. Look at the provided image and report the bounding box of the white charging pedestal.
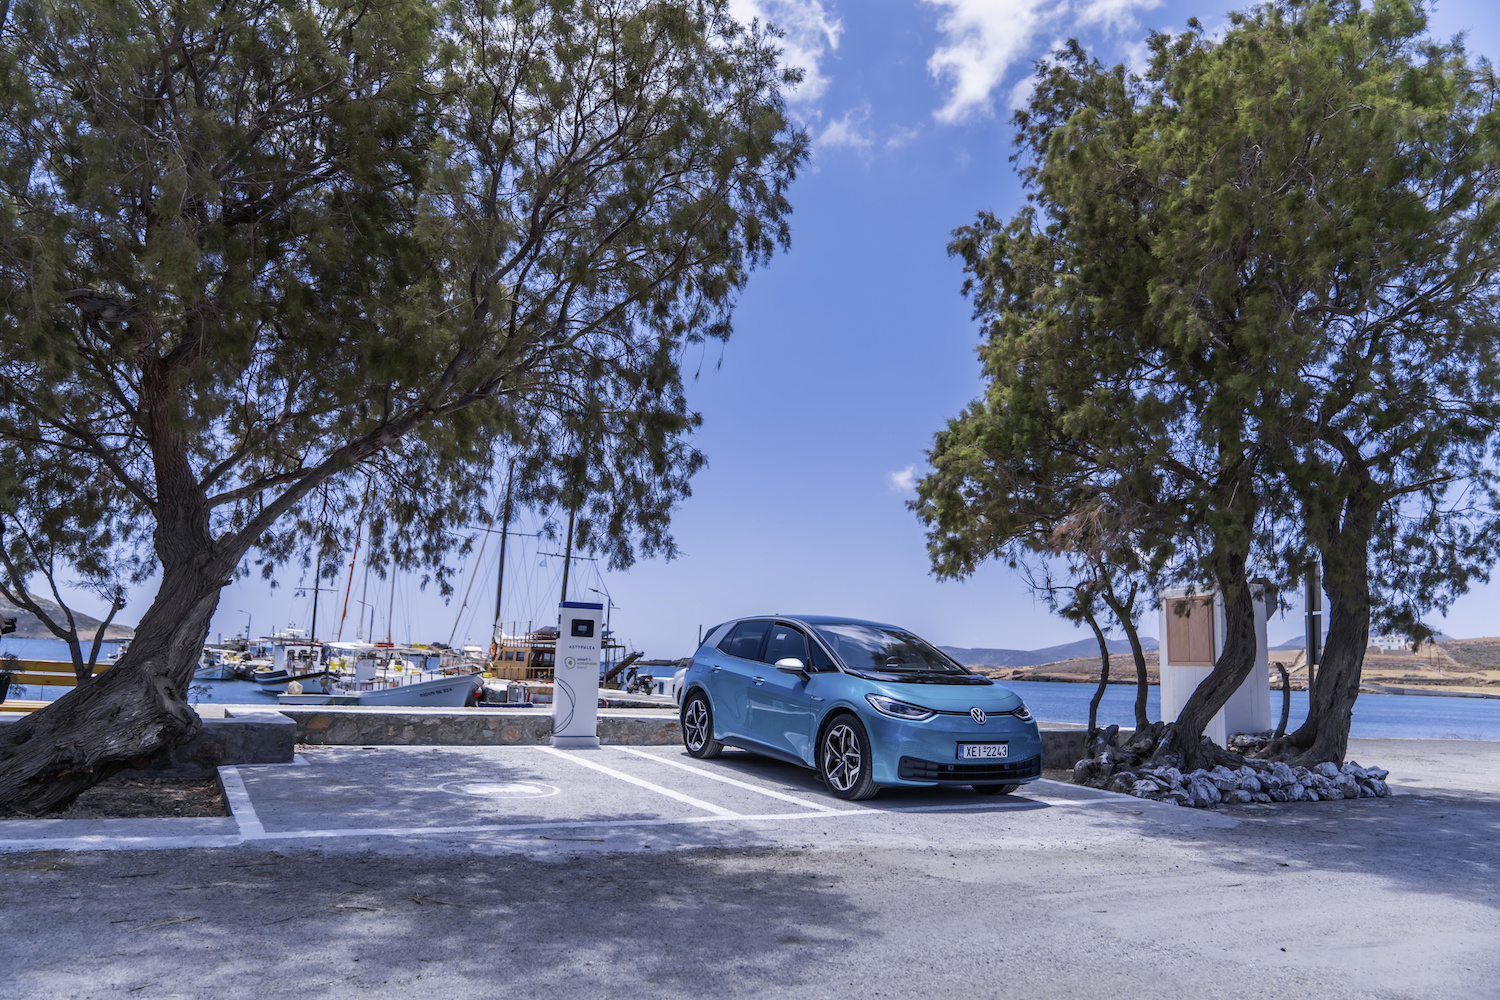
[551,601,604,749]
[1159,585,1272,747]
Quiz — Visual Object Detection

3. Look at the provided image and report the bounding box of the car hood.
[863,679,1026,715]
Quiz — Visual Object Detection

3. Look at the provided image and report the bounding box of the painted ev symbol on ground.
[439,780,561,799]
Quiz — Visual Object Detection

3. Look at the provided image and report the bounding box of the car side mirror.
[774,657,808,677]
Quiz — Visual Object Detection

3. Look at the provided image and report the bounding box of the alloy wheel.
[683,698,709,751]
[822,721,863,793]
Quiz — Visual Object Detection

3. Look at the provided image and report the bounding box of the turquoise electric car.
[678,616,1042,800]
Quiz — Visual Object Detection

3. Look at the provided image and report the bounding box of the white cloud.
[729,0,843,105]
[817,104,874,153]
[923,0,1161,124]
[887,465,919,493]
[885,124,923,150]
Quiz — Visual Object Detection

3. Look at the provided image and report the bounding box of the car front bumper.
[862,710,1044,787]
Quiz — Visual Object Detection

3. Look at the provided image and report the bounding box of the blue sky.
[150,1,1500,654]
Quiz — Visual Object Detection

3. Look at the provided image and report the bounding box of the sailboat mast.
[337,521,363,641]
[386,572,396,644]
[492,459,516,643]
[309,580,320,643]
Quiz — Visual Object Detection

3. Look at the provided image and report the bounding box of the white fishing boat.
[277,642,479,707]
[250,629,328,693]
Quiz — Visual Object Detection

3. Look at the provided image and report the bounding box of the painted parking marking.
[0,791,1148,853]
[218,767,265,837]
[0,754,1150,855]
[614,747,850,814]
[536,746,742,818]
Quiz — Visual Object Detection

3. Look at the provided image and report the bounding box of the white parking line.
[614,747,849,814]
[218,766,265,837]
[536,746,741,818]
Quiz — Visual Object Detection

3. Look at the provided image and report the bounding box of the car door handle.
[811,695,825,702]
[711,666,721,673]
[752,676,765,685]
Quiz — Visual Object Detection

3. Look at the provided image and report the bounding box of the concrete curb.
[279,706,682,747]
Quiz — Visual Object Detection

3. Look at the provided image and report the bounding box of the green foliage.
[916,0,1500,629]
[0,0,807,595]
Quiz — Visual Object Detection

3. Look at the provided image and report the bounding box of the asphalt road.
[1,738,1496,999]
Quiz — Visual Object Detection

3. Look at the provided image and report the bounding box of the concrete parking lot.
[1,738,1496,999]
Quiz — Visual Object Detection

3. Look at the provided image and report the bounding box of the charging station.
[551,600,605,748]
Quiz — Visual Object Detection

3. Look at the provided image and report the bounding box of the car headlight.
[865,694,936,721]
[1011,702,1032,721]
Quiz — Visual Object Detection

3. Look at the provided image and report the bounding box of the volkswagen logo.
[970,707,986,725]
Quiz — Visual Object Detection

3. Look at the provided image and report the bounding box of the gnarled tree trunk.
[1272,503,1374,766]
[0,361,234,815]
[0,558,223,814]
[1151,558,1260,770]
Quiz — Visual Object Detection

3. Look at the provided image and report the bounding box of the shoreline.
[984,673,1500,699]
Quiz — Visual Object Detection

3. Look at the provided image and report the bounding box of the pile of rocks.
[1093,759,1391,808]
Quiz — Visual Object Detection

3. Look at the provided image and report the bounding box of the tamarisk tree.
[0,0,806,813]
[916,0,1500,768]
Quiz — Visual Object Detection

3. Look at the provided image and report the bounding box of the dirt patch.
[0,775,229,819]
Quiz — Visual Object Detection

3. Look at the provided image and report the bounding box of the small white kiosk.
[551,600,605,749]
[1158,585,1272,747]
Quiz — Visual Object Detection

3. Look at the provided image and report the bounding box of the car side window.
[807,640,836,672]
[718,620,771,661]
[761,624,808,665]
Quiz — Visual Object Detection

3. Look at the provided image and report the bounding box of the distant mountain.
[0,595,135,641]
[941,635,1160,668]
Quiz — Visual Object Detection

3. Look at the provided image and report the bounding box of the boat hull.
[347,673,481,707]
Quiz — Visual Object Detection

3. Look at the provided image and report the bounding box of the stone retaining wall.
[281,706,681,747]
[277,705,1085,765]
[0,711,298,778]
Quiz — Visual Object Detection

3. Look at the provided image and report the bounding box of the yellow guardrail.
[3,660,113,687]
[2,660,116,712]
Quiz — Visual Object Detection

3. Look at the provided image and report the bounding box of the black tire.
[819,714,879,801]
[972,783,1020,795]
[680,691,723,759]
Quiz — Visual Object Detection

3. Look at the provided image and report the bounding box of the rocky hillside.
[0,595,135,641]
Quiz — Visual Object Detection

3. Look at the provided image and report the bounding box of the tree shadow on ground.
[1065,783,1500,913]
[0,844,870,999]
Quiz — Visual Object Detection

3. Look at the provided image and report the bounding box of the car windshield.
[812,623,972,678]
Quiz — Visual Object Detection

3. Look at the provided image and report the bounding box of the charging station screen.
[571,618,594,638]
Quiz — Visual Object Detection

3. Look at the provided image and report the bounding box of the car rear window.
[719,620,771,661]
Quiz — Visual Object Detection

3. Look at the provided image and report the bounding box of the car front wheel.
[680,691,723,759]
[819,714,879,800]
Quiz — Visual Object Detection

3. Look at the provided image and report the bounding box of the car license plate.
[958,742,1008,760]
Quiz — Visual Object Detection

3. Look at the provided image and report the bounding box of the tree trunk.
[1082,605,1110,737]
[1265,485,1376,766]
[0,367,231,815]
[1101,582,1151,731]
[0,558,223,814]
[1277,559,1370,766]
[1152,557,1259,770]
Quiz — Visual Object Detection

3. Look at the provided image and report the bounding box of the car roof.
[739,614,901,630]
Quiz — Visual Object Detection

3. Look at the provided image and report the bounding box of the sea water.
[7,638,1498,741]
[997,678,1500,742]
